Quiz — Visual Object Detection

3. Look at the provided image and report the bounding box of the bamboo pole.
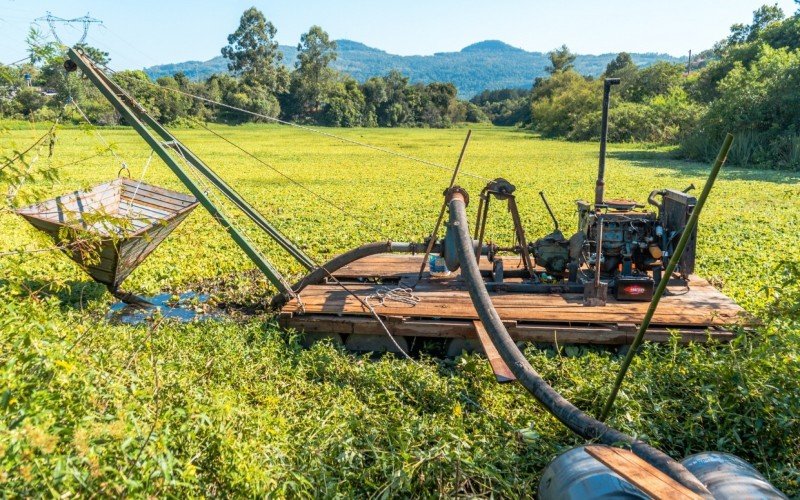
[599,133,734,422]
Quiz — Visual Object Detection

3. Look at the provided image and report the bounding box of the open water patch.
[107,292,221,325]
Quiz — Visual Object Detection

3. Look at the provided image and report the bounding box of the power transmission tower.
[35,12,103,45]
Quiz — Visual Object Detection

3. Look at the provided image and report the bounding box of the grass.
[1,122,798,496]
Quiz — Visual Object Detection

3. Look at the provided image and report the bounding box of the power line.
[3,56,30,67]
[184,116,390,239]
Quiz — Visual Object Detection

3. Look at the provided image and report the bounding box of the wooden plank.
[121,183,196,206]
[473,320,516,383]
[279,314,734,345]
[116,210,194,286]
[119,200,170,218]
[284,282,748,327]
[20,188,121,224]
[585,445,703,500]
[332,253,506,279]
[119,191,192,212]
[120,179,196,203]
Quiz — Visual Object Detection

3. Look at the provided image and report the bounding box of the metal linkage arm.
[66,47,295,294]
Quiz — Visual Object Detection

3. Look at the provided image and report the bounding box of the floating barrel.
[538,446,649,499]
[538,445,786,499]
[15,178,198,292]
[681,452,787,499]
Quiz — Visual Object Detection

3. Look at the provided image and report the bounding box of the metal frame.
[66,47,316,294]
[473,178,534,277]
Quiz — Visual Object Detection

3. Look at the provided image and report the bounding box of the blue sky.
[1,0,797,68]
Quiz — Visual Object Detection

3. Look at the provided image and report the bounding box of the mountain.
[144,39,685,98]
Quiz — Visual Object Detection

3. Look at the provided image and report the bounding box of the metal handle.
[539,191,559,231]
[595,78,621,206]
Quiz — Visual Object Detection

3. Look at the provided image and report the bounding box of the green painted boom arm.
[66,47,297,294]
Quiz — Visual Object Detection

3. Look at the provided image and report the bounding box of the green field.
[1,123,798,496]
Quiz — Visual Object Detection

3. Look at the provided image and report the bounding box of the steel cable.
[183,116,390,240]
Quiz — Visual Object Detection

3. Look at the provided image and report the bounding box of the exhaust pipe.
[595,78,620,206]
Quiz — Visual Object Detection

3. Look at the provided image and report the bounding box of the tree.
[221,7,286,93]
[296,26,337,81]
[25,27,58,65]
[13,87,46,116]
[154,76,192,123]
[530,70,600,138]
[750,3,785,39]
[605,52,634,76]
[74,44,110,65]
[288,25,338,120]
[727,3,785,44]
[621,61,683,102]
[319,77,364,127]
[684,45,800,168]
[546,45,576,74]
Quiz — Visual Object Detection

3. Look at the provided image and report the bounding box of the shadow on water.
[107,292,220,325]
[0,278,221,324]
[608,149,800,185]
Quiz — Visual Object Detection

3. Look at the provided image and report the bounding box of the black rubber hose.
[447,193,711,497]
[270,241,430,309]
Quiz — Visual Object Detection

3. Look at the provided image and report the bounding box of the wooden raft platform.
[279,254,752,345]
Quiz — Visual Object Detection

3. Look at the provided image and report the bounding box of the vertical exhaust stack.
[595,78,620,207]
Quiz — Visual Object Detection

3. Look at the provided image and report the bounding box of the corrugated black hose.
[446,190,711,497]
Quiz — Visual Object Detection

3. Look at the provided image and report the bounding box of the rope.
[126,150,155,210]
[4,56,31,67]
[1,124,57,171]
[104,67,490,182]
[316,267,515,429]
[66,49,511,424]
[70,98,131,174]
[183,117,390,239]
[82,65,389,241]
[170,141,304,307]
[366,286,420,307]
[0,245,73,258]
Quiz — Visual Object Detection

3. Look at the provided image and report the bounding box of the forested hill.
[144,39,684,97]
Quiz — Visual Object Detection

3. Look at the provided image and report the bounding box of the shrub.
[682,45,800,169]
[12,88,46,117]
[530,70,600,138]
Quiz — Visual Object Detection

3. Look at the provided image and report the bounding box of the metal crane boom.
[65,46,314,294]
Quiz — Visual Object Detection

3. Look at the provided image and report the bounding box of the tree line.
[2,4,798,169]
[472,3,800,170]
[0,8,487,128]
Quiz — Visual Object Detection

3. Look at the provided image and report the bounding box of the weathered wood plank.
[283,283,746,326]
[473,320,516,383]
[279,314,734,345]
[121,179,196,203]
[120,192,193,212]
